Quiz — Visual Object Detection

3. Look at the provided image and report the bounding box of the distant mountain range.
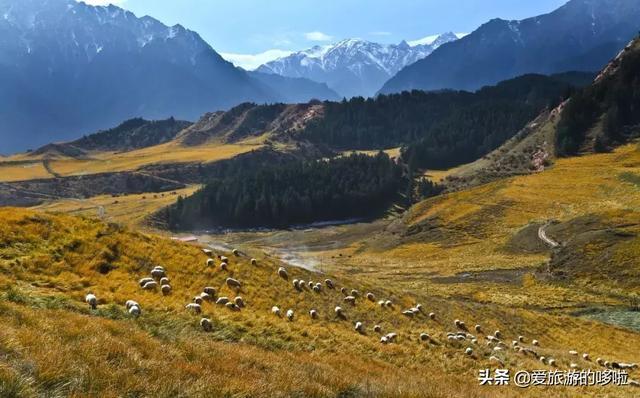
[0,0,336,153]
[379,0,640,94]
[256,33,462,98]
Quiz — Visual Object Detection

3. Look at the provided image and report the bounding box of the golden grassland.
[31,186,200,228]
[0,141,263,182]
[1,208,639,397]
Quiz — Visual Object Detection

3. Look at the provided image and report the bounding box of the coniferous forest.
[164,153,403,229]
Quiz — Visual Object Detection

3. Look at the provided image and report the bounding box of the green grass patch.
[619,172,640,188]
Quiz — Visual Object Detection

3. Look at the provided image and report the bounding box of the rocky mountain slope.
[257,33,460,98]
[379,0,640,94]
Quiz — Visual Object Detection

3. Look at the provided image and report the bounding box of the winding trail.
[538,222,559,248]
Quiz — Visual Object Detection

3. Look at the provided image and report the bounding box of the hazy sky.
[83,0,569,68]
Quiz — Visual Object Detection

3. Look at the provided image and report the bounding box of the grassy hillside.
[1,208,639,397]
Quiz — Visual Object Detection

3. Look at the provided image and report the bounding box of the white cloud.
[305,31,333,42]
[220,49,294,70]
[78,0,127,5]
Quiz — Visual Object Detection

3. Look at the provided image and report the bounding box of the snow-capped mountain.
[256,33,461,98]
[0,0,334,153]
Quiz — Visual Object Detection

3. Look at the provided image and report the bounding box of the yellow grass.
[0,161,52,182]
[1,208,639,397]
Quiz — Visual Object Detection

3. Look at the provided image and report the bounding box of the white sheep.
[340,287,348,295]
[138,277,154,287]
[465,347,473,356]
[569,350,578,356]
[232,249,239,256]
[215,297,229,305]
[548,358,556,367]
[415,303,423,312]
[286,309,294,321]
[200,292,212,302]
[200,317,213,331]
[402,310,415,317]
[474,324,482,333]
[489,356,504,366]
[234,296,245,307]
[203,287,216,296]
[220,256,228,263]
[272,306,281,316]
[385,300,393,308]
[299,280,306,289]
[159,277,170,285]
[583,353,590,361]
[569,363,579,369]
[151,268,165,279]
[518,335,525,343]
[309,309,318,319]
[351,289,360,297]
[85,293,97,309]
[380,336,389,344]
[410,307,420,314]
[225,277,241,290]
[532,339,539,346]
[335,306,344,317]
[308,281,314,289]
[129,305,141,317]
[428,312,436,320]
[377,300,386,307]
[419,333,430,342]
[596,358,605,366]
[313,284,321,293]
[540,356,546,364]
[193,296,204,305]
[366,292,375,301]
[185,303,202,314]
[374,325,382,333]
[454,319,466,330]
[161,284,171,295]
[153,266,165,272]
[386,333,398,342]
[325,279,334,289]
[206,259,214,267]
[277,267,288,280]
[226,302,240,311]
[202,249,213,256]
[251,258,257,266]
[494,330,502,339]
[142,281,158,290]
[293,280,302,291]
[354,322,364,333]
[344,296,356,305]
[125,300,139,310]
[219,262,228,271]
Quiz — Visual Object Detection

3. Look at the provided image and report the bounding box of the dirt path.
[538,222,559,248]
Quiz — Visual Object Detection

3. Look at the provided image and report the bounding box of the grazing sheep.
[465,347,473,356]
[232,249,239,256]
[220,256,228,263]
[569,363,579,369]
[219,262,228,271]
[251,258,257,266]
[293,280,302,291]
[325,279,334,289]
[85,293,97,309]
[335,306,345,318]
[410,307,420,314]
[419,333,430,342]
[161,284,171,295]
[489,356,504,366]
[512,340,519,347]
[385,300,393,308]
[366,293,375,301]
[272,306,281,316]
[226,278,241,290]
[474,324,482,333]
[518,335,525,343]
[596,358,605,366]
[402,310,415,317]
[277,267,289,280]
[428,312,436,320]
[548,358,556,367]
[344,296,356,305]
[129,305,141,317]
[200,318,212,331]
[215,297,230,305]
[307,281,315,289]
[152,266,165,272]
[202,249,213,256]
[286,309,294,321]
[309,309,318,319]
[569,350,578,356]
[159,277,170,285]
[454,320,467,330]
[139,277,154,287]
[299,280,306,289]
[142,281,158,290]
[386,333,398,342]
[351,290,360,297]
[206,259,214,267]
[374,325,382,333]
[151,268,165,279]
[471,338,478,345]
[619,363,638,370]
[340,287,348,295]
[313,283,322,293]
[185,303,202,314]
[380,336,389,344]
[203,287,216,296]
[494,330,502,339]
[532,339,539,346]
[199,292,212,302]
[378,300,386,307]
[226,302,240,311]
[583,353,590,361]
[355,322,364,333]
[415,304,423,312]
[125,300,139,310]
[540,356,546,364]
[234,296,245,308]
[193,296,204,305]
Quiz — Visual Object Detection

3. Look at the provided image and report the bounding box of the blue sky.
[84,0,569,68]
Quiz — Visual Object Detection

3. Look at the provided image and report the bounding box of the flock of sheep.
[82,245,638,383]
